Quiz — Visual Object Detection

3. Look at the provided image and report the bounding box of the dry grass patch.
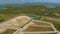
[0,29,16,34]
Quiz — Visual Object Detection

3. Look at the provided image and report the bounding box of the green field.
[0,14,19,22]
[0,5,60,17]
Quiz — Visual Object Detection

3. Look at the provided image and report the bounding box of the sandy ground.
[0,28,7,33]
[0,16,32,33]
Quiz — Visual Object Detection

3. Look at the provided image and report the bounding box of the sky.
[0,0,60,4]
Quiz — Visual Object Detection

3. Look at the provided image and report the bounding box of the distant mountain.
[1,2,60,8]
[22,2,60,8]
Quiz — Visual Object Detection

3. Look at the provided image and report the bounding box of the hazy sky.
[0,0,60,4]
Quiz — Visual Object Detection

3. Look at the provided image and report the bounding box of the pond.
[27,15,41,20]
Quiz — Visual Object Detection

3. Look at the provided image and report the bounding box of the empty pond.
[23,26,54,32]
[31,20,50,26]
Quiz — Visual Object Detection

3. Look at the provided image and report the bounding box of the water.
[28,15,41,20]
[0,6,6,10]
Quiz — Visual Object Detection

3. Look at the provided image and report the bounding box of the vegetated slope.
[0,14,20,22]
[0,5,60,17]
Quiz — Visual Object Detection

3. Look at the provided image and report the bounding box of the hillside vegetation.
[0,5,60,17]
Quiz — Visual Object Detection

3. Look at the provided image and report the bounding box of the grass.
[0,5,60,18]
[0,14,28,22]
[0,14,18,22]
